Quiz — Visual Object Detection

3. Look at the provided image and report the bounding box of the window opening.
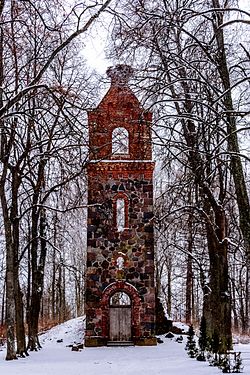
[116,256,124,270]
[110,292,131,306]
[112,127,129,154]
[116,198,125,232]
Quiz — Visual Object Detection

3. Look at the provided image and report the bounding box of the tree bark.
[185,209,193,324]
[171,62,232,350]
[11,169,27,356]
[203,202,232,352]
[165,58,232,350]
[0,22,17,360]
[27,204,47,350]
[211,0,250,334]
[1,200,17,360]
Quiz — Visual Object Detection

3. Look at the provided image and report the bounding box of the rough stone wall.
[85,163,155,342]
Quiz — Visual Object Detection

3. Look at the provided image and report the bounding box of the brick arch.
[101,281,141,339]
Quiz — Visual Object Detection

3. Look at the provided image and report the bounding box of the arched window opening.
[113,193,129,231]
[110,292,131,306]
[112,127,129,154]
[116,198,125,232]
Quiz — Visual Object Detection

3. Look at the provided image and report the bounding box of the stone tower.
[85,65,156,346]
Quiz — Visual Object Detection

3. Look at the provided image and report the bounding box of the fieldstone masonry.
[85,65,157,346]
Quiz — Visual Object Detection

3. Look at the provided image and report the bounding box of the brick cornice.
[87,161,155,179]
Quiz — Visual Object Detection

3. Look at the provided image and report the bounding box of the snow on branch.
[0,0,112,118]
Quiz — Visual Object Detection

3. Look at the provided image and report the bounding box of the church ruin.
[85,65,156,346]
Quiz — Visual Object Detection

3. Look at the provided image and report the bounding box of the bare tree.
[109,0,250,351]
[0,0,112,360]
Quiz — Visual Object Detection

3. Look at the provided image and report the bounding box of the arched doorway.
[109,291,131,342]
[101,281,141,344]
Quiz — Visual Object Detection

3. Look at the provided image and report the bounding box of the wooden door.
[109,306,131,341]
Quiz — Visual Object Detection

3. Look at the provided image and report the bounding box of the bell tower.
[85,65,156,346]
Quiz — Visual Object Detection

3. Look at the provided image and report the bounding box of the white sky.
[239,0,250,10]
[83,10,112,74]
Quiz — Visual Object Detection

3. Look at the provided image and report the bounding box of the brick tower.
[85,65,156,346]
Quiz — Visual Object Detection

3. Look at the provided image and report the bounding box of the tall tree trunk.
[1,190,17,359]
[185,209,193,324]
[0,23,17,360]
[168,64,232,350]
[52,248,56,322]
[1,279,5,326]
[231,279,239,333]
[57,263,62,323]
[27,207,47,350]
[52,216,57,322]
[186,252,193,324]
[12,169,27,356]
[5,250,16,359]
[15,282,27,357]
[166,257,172,318]
[203,203,232,352]
[4,238,17,360]
[26,236,31,328]
[211,0,250,334]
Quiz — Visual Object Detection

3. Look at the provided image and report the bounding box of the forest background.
[0,0,250,361]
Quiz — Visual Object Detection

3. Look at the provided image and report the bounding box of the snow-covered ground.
[0,317,249,375]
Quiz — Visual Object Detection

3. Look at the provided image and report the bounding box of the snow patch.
[0,318,250,375]
[39,316,85,346]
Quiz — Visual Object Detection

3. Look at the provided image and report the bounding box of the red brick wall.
[88,85,152,161]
